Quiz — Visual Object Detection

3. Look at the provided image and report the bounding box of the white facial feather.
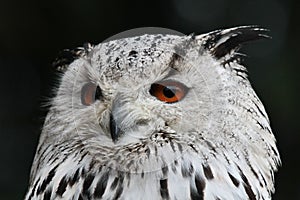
[25,26,280,200]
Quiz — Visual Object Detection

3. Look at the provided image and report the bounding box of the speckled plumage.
[25,26,280,200]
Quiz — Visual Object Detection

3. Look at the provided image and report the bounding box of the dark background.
[0,0,298,199]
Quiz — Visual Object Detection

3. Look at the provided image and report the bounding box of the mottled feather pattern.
[25,26,280,200]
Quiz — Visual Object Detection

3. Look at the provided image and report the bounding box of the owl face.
[58,34,213,146]
[49,26,279,173]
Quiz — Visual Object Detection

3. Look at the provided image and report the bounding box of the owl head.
[41,26,279,176]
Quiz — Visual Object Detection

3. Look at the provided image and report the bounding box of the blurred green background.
[0,0,298,199]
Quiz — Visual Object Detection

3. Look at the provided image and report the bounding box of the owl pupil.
[163,86,176,98]
[95,86,102,100]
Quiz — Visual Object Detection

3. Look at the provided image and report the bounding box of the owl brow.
[168,35,196,71]
[162,67,180,80]
[167,52,185,72]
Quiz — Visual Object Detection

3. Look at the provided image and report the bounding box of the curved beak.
[110,114,122,142]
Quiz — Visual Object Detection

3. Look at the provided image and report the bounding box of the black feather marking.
[82,174,95,196]
[69,168,80,186]
[168,53,182,70]
[43,188,52,200]
[171,163,177,174]
[239,168,256,200]
[112,187,123,200]
[56,176,68,196]
[98,166,103,173]
[81,167,87,178]
[126,160,134,169]
[177,143,183,152]
[205,140,217,153]
[181,163,194,177]
[236,72,247,80]
[222,53,248,66]
[174,160,178,166]
[252,100,267,119]
[141,171,145,178]
[233,67,248,75]
[110,177,119,190]
[79,152,89,163]
[37,164,58,195]
[160,179,170,199]
[192,174,206,200]
[128,50,138,56]
[203,32,222,50]
[110,173,124,200]
[243,181,256,200]
[246,159,261,185]
[202,164,214,180]
[271,146,279,157]
[228,172,240,187]
[259,171,268,188]
[206,26,270,59]
[28,177,40,199]
[188,144,198,153]
[94,172,109,198]
[246,158,259,180]
[37,144,51,161]
[145,147,150,158]
[170,141,176,152]
[154,145,158,157]
[113,181,124,200]
[78,194,84,200]
[125,172,131,186]
[162,166,169,176]
[190,188,202,200]
[89,159,97,171]
[230,66,249,79]
[256,120,264,130]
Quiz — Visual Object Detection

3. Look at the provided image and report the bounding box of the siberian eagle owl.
[25,26,280,200]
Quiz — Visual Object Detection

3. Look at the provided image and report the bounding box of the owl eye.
[81,82,102,106]
[149,80,188,103]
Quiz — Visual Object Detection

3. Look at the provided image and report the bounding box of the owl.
[25,26,280,200]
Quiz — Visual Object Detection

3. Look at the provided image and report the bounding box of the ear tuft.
[201,26,270,59]
[52,43,94,72]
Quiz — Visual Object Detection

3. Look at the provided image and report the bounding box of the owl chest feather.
[25,142,272,200]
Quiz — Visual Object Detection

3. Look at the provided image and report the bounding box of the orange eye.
[149,80,188,103]
[81,82,102,106]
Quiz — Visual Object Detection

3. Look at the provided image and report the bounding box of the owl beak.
[110,114,121,142]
